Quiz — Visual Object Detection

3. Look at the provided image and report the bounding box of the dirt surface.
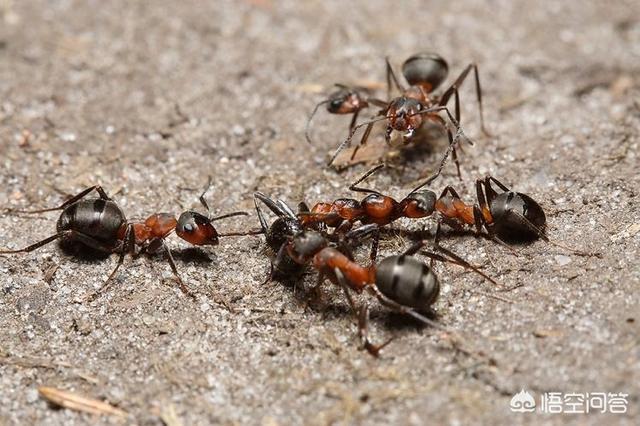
[1,1,639,425]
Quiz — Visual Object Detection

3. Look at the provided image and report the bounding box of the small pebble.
[555,255,572,266]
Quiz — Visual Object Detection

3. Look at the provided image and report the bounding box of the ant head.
[490,192,547,241]
[375,255,440,311]
[401,52,449,92]
[175,211,219,246]
[402,190,437,218]
[386,97,425,132]
[286,230,328,264]
[267,216,303,251]
[327,87,367,114]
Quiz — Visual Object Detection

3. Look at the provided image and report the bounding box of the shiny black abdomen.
[375,255,439,312]
[490,192,546,240]
[56,199,126,245]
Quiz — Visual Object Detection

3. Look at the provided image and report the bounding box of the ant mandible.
[327,52,488,181]
[0,183,261,300]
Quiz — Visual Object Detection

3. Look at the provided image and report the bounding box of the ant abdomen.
[56,199,126,244]
[490,191,546,240]
[375,255,440,312]
[401,52,449,93]
[326,87,368,114]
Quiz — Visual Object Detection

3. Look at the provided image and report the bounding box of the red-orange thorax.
[361,194,398,225]
[313,248,375,292]
[435,195,475,226]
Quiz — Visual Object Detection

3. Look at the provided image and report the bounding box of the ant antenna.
[305,99,331,144]
[327,116,390,167]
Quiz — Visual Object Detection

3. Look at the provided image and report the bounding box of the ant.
[305,84,387,145]
[327,52,488,181]
[299,164,437,231]
[424,175,548,243]
[0,184,261,299]
[284,223,498,357]
[253,191,307,281]
[300,165,551,246]
[253,191,370,282]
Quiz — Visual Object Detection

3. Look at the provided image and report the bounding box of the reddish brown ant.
[327,52,488,181]
[299,164,437,230]
[305,84,382,145]
[0,184,261,299]
[284,225,498,357]
[299,165,553,247]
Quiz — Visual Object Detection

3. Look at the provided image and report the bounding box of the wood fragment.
[38,386,127,418]
[160,404,183,426]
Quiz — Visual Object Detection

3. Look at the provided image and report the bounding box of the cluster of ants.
[1,52,577,356]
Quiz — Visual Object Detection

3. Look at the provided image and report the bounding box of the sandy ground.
[0,0,639,425]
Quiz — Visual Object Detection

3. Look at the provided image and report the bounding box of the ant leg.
[1,229,117,255]
[210,211,248,221]
[358,305,394,357]
[0,233,64,254]
[199,176,214,213]
[160,241,196,299]
[476,176,498,212]
[369,228,380,264]
[254,192,292,218]
[86,225,135,301]
[430,115,462,180]
[369,284,447,331]
[486,175,511,192]
[348,109,361,136]
[327,116,389,167]
[343,223,378,244]
[385,56,404,99]
[439,63,488,136]
[254,197,270,233]
[348,164,385,195]
[9,185,112,214]
[349,120,376,162]
[334,268,392,357]
[305,99,331,144]
[218,229,265,237]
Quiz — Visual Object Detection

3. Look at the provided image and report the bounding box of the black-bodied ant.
[0,184,261,299]
[327,52,488,181]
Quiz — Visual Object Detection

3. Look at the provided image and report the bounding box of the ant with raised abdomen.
[327,52,488,181]
[0,183,262,300]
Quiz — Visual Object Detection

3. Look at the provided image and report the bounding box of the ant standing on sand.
[326,52,488,182]
[284,223,498,356]
[0,183,262,300]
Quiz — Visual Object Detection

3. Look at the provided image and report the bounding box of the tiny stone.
[26,388,39,403]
